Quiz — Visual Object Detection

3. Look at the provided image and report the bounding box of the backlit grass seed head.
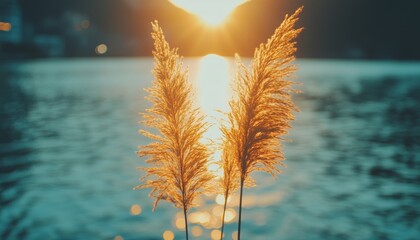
[135,21,213,212]
[224,7,303,185]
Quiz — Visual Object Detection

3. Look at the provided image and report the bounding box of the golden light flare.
[114,235,123,240]
[232,231,238,240]
[208,216,222,229]
[0,22,12,31]
[191,226,203,237]
[215,194,231,205]
[163,230,175,240]
[174,212,187,229]
[211,229,223,240]
[189,211,211,224]
[95,43,108,55]
[224,208,236,222]
[175,218,186,230]
[212,205,224,217]
[170,0,247,26]
[130,204,142,215]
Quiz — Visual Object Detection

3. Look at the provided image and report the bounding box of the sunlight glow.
[197,55,231,114]
[196,54,232,174]
[171,0,247,26]
[197,54,231,137]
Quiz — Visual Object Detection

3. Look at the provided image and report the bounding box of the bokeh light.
[212,205,224,217]
[163,230,175,240]
[0,22,12,31]
[209,216,222,229]
[215,194,231,205]
[95,44,108,55]
[224,208,236,222]
[211,229,223,240]
[232,231,238,240]
[130,204,142,215]
[189,211,211,224]
[191,225,203,237]
[175,218,186,230]
[114,235,123,240]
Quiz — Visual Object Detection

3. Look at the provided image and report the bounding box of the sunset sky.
[4,0,418,59]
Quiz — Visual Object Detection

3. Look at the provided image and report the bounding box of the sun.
[170,0,247,26]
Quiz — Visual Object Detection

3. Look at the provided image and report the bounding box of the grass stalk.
[135,21,213,239]
[237,179,244,239]
[183,205,189,240]
[220,189,229,239]
[222,7,303,239]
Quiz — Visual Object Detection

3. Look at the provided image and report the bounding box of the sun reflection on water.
[196,54,232,178]
[165,55,286,238]
[196,54,231,130]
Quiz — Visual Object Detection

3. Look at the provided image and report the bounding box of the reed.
[222,7,303,239]
[135,21,213,240]
[217,133,240,239]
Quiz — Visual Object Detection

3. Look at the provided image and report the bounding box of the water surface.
[0,58,419,240]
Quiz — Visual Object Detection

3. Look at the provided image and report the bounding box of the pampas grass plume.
[135,21,213,240]
[223,7,303,239]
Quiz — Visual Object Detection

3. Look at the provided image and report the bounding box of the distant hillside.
[15,0,420,59]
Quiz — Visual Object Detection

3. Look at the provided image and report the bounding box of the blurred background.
[1,0,420,59]
[1,0,419,240]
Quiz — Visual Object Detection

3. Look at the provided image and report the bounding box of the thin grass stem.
[183,206,189,240]
[220,189,229,239]
[237,179,244,240]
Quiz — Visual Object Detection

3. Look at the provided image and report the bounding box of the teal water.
[0,58,419,240]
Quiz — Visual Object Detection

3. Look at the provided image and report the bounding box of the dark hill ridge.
[15,0,420,59]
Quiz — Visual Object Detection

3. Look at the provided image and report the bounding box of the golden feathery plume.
[223,7,303,239]
[135,21,213,240]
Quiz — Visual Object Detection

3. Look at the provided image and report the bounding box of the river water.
[0,58,419,240]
